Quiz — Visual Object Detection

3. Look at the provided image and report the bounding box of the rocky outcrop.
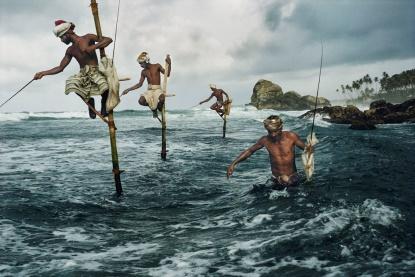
[250,79,331,110]
[299,98,415,130]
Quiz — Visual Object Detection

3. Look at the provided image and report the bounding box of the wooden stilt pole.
[222,115,227,138]
[222,99,231,138]
[161,59,169,160]
[90,0,122,196]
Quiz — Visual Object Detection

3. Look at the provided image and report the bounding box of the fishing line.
[0,79,34,109]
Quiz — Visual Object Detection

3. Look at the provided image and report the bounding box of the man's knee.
[138,96,147,106]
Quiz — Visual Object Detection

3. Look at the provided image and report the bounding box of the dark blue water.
[1,107,414,276]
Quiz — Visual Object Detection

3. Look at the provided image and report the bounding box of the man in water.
[227,115,313,189]
[199,84,230,117]
[34,20,113,119]
[121,52,171,118]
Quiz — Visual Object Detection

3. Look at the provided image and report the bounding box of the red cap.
[55,20,66,26]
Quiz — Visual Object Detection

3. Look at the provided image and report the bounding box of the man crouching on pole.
[34,20,113,119]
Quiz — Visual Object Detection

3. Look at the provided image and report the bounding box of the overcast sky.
[0,0,414,112]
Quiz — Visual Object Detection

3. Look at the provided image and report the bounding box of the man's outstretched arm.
[199,95,213,105]
[34,51,72,80]
[227,139,264,179]
[122,71,145,95]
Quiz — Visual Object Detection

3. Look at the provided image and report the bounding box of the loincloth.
[65,65,108,99]
[141,84,163,110]
[271,172,300,190]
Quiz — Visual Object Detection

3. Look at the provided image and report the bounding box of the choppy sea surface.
[1,106,414,276]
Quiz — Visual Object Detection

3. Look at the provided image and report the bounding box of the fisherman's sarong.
[141,84,163,110]
[271,172,300,190]
[65,65,108,99]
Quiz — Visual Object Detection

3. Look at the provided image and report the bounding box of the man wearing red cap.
[34,20,113,118]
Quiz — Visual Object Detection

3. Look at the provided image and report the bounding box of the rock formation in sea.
[249,79,331,110]
[299,98,415,130]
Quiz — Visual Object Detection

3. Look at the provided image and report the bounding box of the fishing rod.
[112,0,121,61]
[310,42,323,136]
[0,79,34,109]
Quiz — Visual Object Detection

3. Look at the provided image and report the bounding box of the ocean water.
[0,106,414,276]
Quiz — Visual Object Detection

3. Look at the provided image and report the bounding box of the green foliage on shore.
[336,68,415,104]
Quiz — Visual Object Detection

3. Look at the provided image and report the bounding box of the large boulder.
[250,80,283,109]
[299,98,415,128]
[250,79,331,110]
[300,105,366,124]
[302,96,331,108]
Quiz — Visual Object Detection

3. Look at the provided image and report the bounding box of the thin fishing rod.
[310,42,323,136]
[112,0,121,61]
[0,79,34,109]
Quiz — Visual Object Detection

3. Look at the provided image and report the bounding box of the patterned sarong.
[65,65,108,99]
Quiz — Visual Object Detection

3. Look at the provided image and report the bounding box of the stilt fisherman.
[199,84,230,117]
[122,52,171,118]
[34,20,114,119]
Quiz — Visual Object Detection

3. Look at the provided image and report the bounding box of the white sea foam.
[244,214,273,228]
[358,199,402,226]
[0,111,88,122]
[340,245,351,256]
[0,112,29,121]
[52,227,93,242]
[269,189,290,200]
[148,249,217,277]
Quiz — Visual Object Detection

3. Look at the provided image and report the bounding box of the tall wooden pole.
[161,60,169,160]
[222,115,227,138]
[90,0,122,196]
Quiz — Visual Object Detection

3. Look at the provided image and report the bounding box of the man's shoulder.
[65,45,75,55]
[80,33,97,41]
[148,63,161,69]
[258,135,268,144]
[283,131,299,139]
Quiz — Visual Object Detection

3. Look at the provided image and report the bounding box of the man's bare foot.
[87,98,96,119]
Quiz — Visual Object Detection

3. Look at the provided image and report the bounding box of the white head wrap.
[137,52,150,64]
[209,84,217,89]
[263,116,283,132]
[53,20,73,38]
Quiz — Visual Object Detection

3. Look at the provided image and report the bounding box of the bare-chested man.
[199,84,230,117]
[121,52,171,118]
[34,20,113,119]
[227,115,313,189]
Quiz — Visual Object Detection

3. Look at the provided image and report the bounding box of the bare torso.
[259,132,299,177]
[142,64,163,85]
[211,89,225,103]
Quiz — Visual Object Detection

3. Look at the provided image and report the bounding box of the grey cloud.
[229,0,415,77]
[287,0,415,62]
[264,2,282,31]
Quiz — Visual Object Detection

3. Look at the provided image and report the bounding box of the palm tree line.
[336,68,415,104]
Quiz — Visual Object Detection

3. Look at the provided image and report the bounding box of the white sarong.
[141,84,163,110]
